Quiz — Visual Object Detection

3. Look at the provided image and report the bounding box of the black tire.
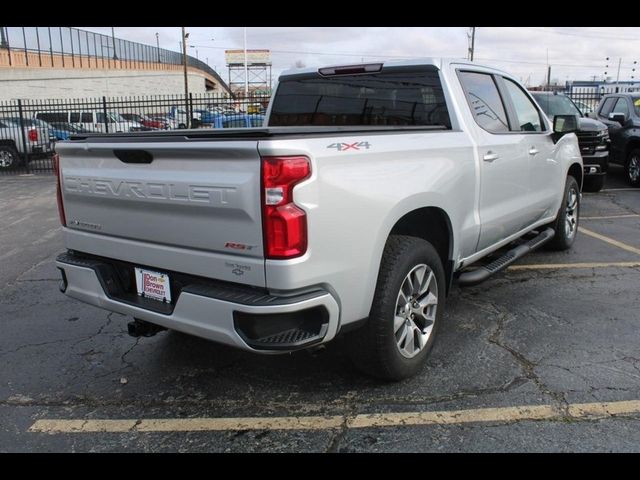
[625,148,640,187]
[178,123,187,129]
[345,235,446,381]
[546,175,580,251]
[0,144,22,171]
[582,175,605,193]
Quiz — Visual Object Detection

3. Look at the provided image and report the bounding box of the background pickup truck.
[54,58,583,380]
[0,117,54,171]
[592,92,640,187]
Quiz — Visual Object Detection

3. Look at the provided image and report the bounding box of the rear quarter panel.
[259,131,476,327]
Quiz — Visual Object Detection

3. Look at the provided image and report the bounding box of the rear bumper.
[56,251,340,353]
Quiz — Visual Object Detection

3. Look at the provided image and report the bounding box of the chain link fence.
[0,93,270,175]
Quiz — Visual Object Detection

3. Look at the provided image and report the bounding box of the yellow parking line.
[579,226,640,256]
[28,399,640,433]
[581,214,639,220]
[508,261,640,271]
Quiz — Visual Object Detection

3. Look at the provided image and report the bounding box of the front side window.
[458,71,509,133]
[503,79,544,132]
[612,98,630,117]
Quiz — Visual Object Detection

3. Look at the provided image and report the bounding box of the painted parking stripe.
[581,214,639,220]
[508,261,640,271]
[28,399,640,433]
[579,226,640,256]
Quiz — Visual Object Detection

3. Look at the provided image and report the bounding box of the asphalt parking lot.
[1,167,640,452]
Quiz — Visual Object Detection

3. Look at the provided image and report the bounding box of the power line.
[524,27,640,42]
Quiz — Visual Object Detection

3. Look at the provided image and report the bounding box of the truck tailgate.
[56,140,265,286]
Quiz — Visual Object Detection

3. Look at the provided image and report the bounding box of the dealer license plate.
[134,267,172,303]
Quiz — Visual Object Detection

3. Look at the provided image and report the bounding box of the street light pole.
[155,32,160,63]
[0,27,7,49]
[182,27,190,128]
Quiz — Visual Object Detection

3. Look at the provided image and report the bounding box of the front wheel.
[625,149,640,187]
[546,175,580,251]
[346,235,445,381]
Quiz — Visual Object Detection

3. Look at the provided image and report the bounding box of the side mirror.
[553,114,578,134]
[608,113,627,125]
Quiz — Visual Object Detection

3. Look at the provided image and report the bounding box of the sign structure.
[225,49,272,66]
[225,49,272,96]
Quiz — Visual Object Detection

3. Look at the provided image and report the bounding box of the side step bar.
[457,228,555,287]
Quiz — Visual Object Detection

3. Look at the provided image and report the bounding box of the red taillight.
[262,156,311,259]
[28,128,38,142]
[52,154,66,226]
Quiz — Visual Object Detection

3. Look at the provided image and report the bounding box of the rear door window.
[599,97,616,118]
[69,112,80,123]
[458,71,510,133]
[80,112,93,123]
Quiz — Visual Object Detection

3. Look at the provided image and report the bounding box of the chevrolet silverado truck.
[531,91,610,192]
[54,59,583,380]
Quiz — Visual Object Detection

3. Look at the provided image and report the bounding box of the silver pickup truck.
[55,59,583,380]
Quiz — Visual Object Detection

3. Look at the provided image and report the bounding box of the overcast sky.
[80,27,640,87]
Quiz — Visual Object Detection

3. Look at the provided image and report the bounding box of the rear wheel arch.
[388,207,454,294]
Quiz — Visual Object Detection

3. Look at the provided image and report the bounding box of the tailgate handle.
[113,149,153,164]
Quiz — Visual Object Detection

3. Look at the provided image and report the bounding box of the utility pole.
[155,32,160,62]
[616,57,622,86]
[182,27,190,128]
[243,27,249,97]
[0,27,7,48]
[547,65,551,89]
[467,27,476,61]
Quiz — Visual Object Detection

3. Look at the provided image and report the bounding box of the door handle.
[529,147,539,155]
[483,151,499,162]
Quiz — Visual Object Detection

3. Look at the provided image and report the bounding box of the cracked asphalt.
[1,166,640,452]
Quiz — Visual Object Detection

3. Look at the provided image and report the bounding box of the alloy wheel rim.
[565,187,578,239]
[629,156,640,183]
[0,150,14,168]
[394,264,438,359]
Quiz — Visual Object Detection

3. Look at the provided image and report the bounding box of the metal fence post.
[102,96,109,133]
[17,99,30,172]
[189,93,194,129]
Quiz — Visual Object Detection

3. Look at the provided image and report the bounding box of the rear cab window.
[269,65,451,128]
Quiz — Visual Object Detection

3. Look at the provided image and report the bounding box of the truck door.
[498,77,560,225]
[458,70,531,252]
[599,97,629,163]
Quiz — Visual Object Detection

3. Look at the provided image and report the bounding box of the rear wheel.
[346,235,445,381]
[625,149,640,187]
[547,175,580,251]
[582,175,605,193]
[0,145,21,171]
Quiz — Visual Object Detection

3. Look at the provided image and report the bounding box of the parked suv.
[593,93,640,187]
[532,92,610,192]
